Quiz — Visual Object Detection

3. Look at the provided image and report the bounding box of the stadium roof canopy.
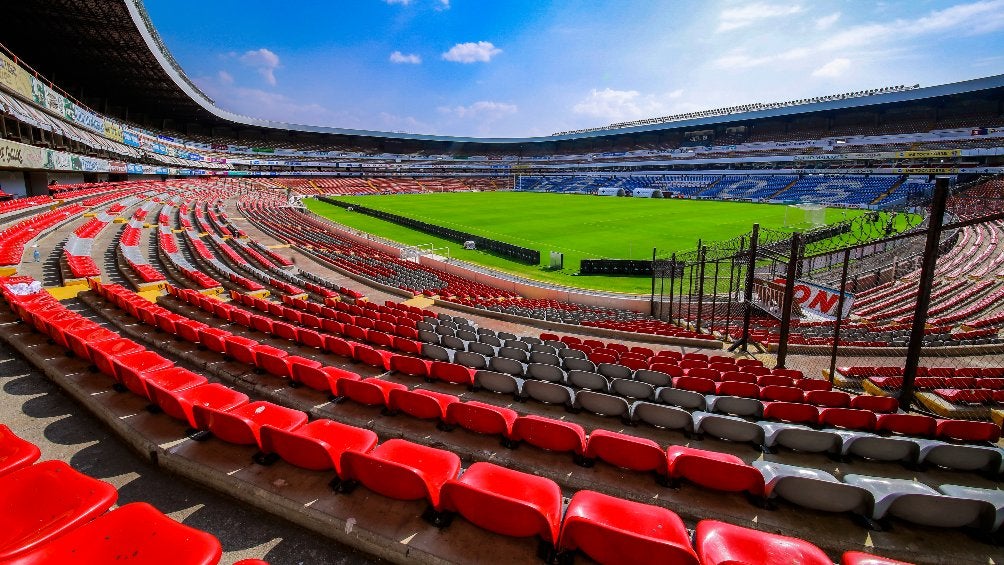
[3,0,1004,154]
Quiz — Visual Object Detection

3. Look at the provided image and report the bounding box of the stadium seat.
[0,425,41,476]
[666,445,765,497]
[259,419,377,473]
[439,462,563,544]
[444,401,517,439]
[844,474,996,530]
[841,551,915,565]
[339,378,407,406]
[121,366,208,401]
[0,460,118,559]
[510,415,586,455]
[755,461,872,516]
[584,429,666,475]
[192,401,307,447]
[340,439,461,509]
[557,490,699,565]
[695,519,832,565]
[387,388,459,420]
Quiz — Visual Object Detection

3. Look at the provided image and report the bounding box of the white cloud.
[436,0,450,10]
[438,100,517,119]
[815,12,841,30]
[239,48,281,86]
[385,0,412,5]
[390,51,422,64]
[718,3,805,32]
[812,57,852,77]
[442,41,502,63]
[217,70,234,85]
[571,88,671,122]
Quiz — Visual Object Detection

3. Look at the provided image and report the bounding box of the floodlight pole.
[900,177,950,411]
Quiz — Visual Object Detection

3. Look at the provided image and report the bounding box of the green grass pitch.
[305,192,867,295]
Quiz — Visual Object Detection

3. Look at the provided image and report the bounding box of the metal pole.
[731,224,759,353]
[900,177,950,411]
[774,232,802,369]
[827,248,852,383]
[695,246,707,334]
[710,257,720,336]
[666,254,674,321]
[650,247,657,316]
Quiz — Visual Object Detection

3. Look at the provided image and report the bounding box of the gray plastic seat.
[503,339,530,352]
[421,343,452,362]
[526,363,566,383]
[456,330,479,342]
[562,357,596,372]
[451,316,472,326]
[656,387,707,411]
[435,325,456,336]
[467,341,497,357]
[760,422,842,454]
[597,363,632,380]
[418,330,441,344]
[631,402,694,432]
[454,351,488,370]
[416,321,436,332]
[693,412,765,446]
[635,369,672,387]
[611,378,655,401]
[498,347,529,363]
[754,461,872,515]
[558,348,586,360]
[576,391,631,419]
[844,474,996,530]
[939,484,1004,531]
[497,331,517,341]
[916,440,1004,473]
[523,380,575,407]
[706,395,763,418]
[530,343,557,355]
[479,334,503,347]
[489,356,525,377]
[544,340,567,350]
[440,335,467,351]
[473,370,524,399]
[528,351,560,366]
[520,336,543,346]
[476,327,496,337]
[567,370,611,392]
[835,431,921,464]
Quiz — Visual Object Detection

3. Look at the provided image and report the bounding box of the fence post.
[900,177,950,411]
[650,248,657,317]
[775,232,802,369]
[666,254,675,322]
[730,224,759,353]
[828,248,852,382]
[695,246,707,334]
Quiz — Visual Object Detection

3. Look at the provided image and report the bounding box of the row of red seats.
[0,204,85,266]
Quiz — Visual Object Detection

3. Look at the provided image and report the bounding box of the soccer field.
[305,192,866,294]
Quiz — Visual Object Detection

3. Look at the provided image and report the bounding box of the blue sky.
[143,0,1004,138]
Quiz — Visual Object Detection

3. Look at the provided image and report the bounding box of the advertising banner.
[103,120,124,142]
[793,280,854,319]
[122,130,141,147]
[894,149,961,159]
[109,161,128,173]
[73,104,104,133]
[0,52,32,100]
[0,138,45,169]
[30,75,46,106]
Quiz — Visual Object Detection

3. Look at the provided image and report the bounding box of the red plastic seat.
[440,462,562,543]
[794,378,833,392]
[341,439,461,509]
[666,446,765,496]
[558,490,699,565]
[325,336,356,358]
[111,350,174,388]
[271,321,299,342]
[260,419,377,473]
[8,502,222,565]
[147,382,250,429]
[695,519,831,565]
[875,413,936,437]
[121,366,207,401]
[805,390,851,408]
[353,344,394,371]
[584,429,667,474]
[935,388,993,405]
[760,385,804,403]
[511,416,586,455]
[445,401,517,438]
[224,335,260,365]
[197,327,232,354]
[66,326,118,359]
[430,361,475,385]
[850,394,899,413]
[0,425,41,477]
[249,314,273,334]
[192,400,307,447]
[390,355,432,378]
[252,344,288,373]
[715,381,760,398]
[0,460,118,559]
[672,376,716,394]
[298,328,325,349]
[173,319,210,344]
[936,419,1001,442]
[339,377,407,406]
[841,550,915,564]
[818,407,877,431]
[387,389,459,420]
[86,338,145,377]
[763,401,819,425]
[720,371,756,384]
[290,364,360,394]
